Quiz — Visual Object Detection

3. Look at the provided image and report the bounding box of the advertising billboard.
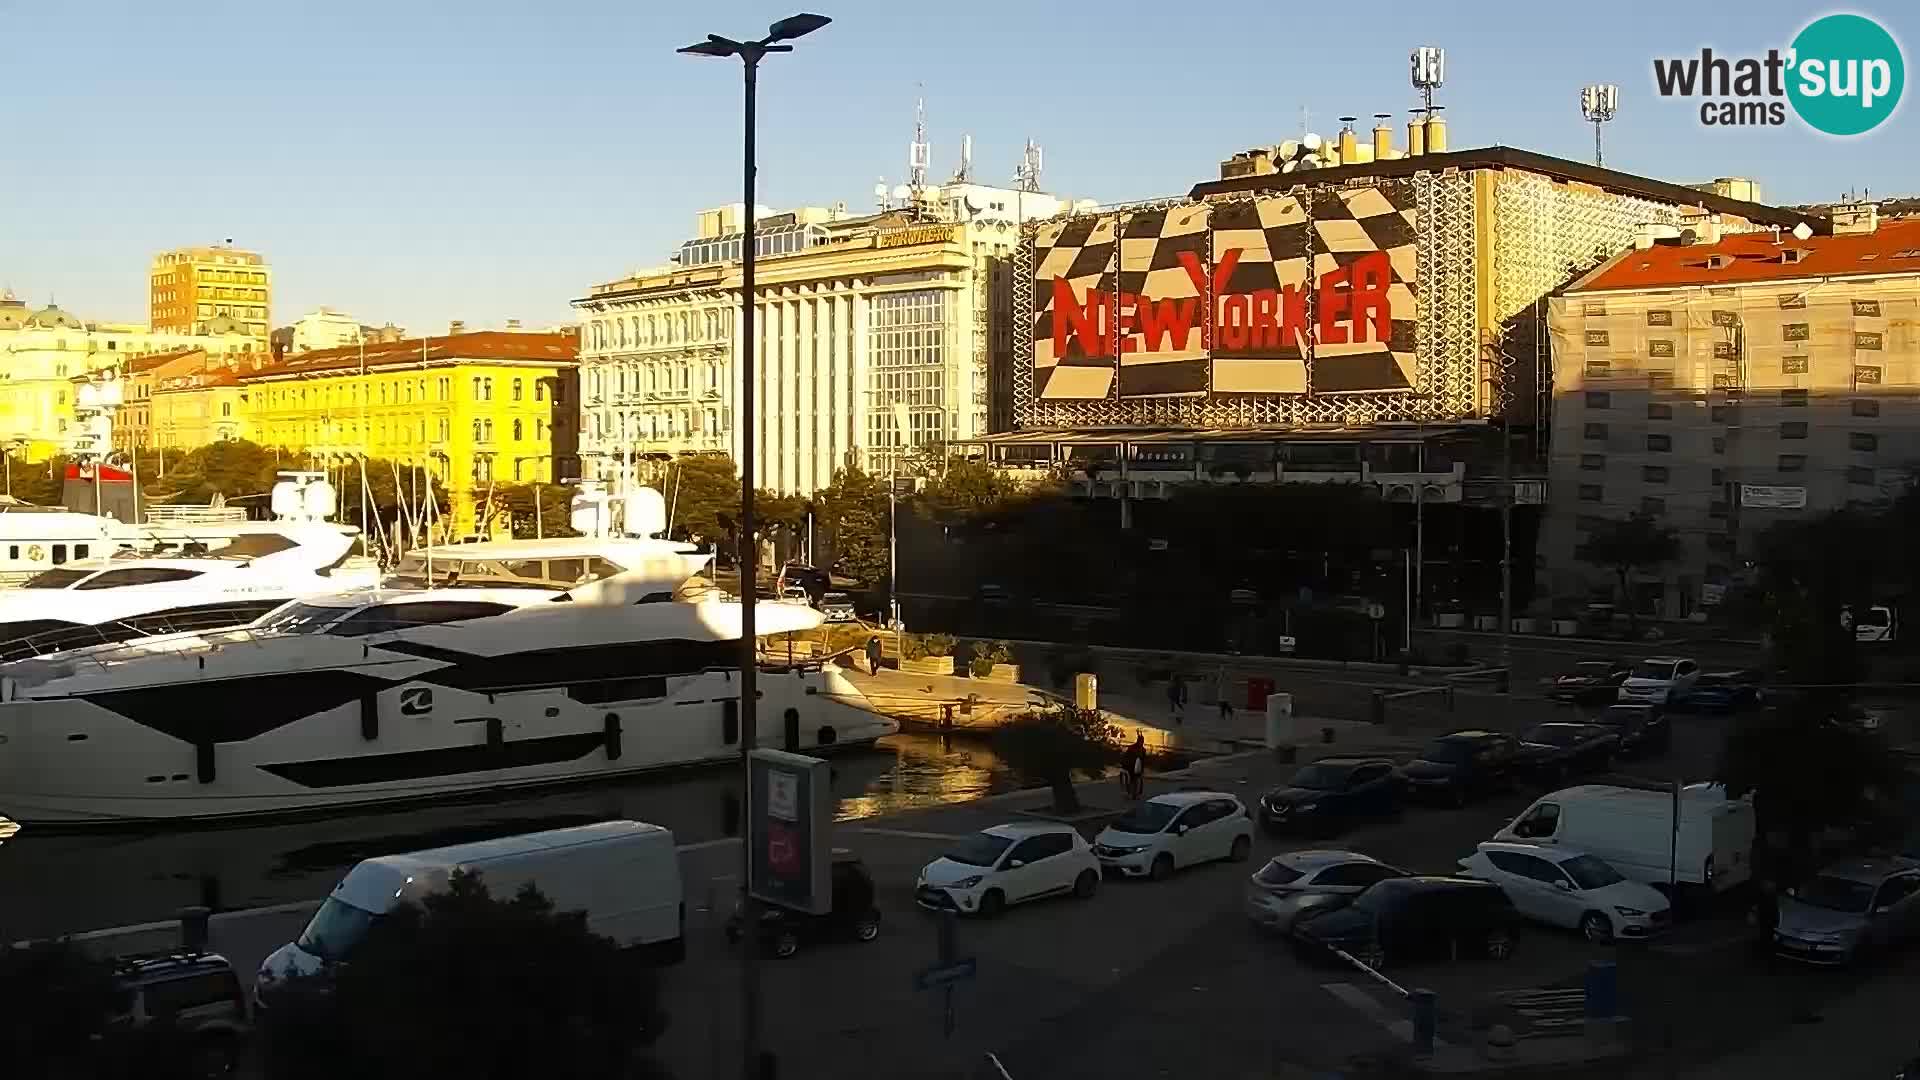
[1029,181,1419,404]
[748,748,834,914]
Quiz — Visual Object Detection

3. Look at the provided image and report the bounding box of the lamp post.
[678,14,832,1080]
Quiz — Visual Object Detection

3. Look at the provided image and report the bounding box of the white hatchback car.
[1617,656,1699,705]
[1092,791,1254,880]
[916,823,1101,917]
[1458,841,1671,943]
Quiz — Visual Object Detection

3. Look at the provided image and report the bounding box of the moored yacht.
[0,541,890,826]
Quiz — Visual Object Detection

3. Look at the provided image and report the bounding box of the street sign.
[1277,635,1297,654]
[1366,603,1387,621]
[913,957,978,991]
[748,749,833,915]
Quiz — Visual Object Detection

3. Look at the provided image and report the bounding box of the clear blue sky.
[6,0,1913,334]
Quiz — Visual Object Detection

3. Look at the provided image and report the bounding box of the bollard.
[1584,959,1618,1019]
[1369,689,1387,726]
[178,906,211,952]
[1408,988,1437,1056]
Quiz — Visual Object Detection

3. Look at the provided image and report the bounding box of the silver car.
[1774,857,1920,966]
[1244,850,1405,932]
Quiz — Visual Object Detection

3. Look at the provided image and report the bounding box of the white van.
[1492,784,1754,893]
[256,821,683,999]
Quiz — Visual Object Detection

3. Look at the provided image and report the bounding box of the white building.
[289,307,365,352]
[573,181,1072,494]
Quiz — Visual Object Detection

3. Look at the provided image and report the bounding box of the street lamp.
[678,15,831,1080]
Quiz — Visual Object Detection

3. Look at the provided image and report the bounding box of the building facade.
[289,307,366,353]
[574,182,1068,494]
[238,330,578,537]
[149,244,272,340]
[1542,204,1919,615]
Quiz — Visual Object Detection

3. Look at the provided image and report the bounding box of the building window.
[1712,436,1727,454]
[1707,404,1735,424]
[482,420,493,442]
[1780,388,1808,406]
[535,419,545,440]
[222,402,231,417]
[1778,454,1807,472]
[472,419,482,442]
[1578,484,1603,503]
[536,382,547,402]
[483,378,493,401]
[513,378,523,402]
[1583,422,1608,440]
[1584,361,1610,378]
[1850,431,1878,452]
[1640,496,1666,515]
[1647,434,1672,452]
[513,419,523,441]
[472,376,481,399]
[1848,466,1876,486]
[1585,391,1610,409]
[1782,356,1809,374]
[1579,454,1605,471]
[1853,398,1880,417]
[1780,421,1808,439]
[1642,465,1669,483]
[1647,403,1672,420]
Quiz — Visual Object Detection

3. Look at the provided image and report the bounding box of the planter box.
[900,656,955,676]
[1435,612,1466,629]
[1472,615,1499,632]
[1511,617,1540,634]
[970,663,1021,684]
[1552,619,1580,636]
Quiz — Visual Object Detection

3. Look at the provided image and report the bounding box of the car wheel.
[1228,834,1252,863]
[190,1036,238,1080]
[1580,912,1614,945]
[977,889,1006,918]
[1485,928,1516,961]
[1073,869,1099,899]
[772,931,801,959]
[1149,853,1176,881]
[853,912,881,942]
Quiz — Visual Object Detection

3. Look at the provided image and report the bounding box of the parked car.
[1547,660,1632,704]
[1591,704,1671,757]
[820,592,858,623]
[778,584,813,606]
[1494,783,1756,895]
[1292,876,1521,970]
[1458,841,1671,943]
[1513,723,1619,784]
[780,565,832,602]
[1092,791,1253,880]
[916,823,1100,917]
[1400,731,1522,807]
[1257,757,1402,836]
[1245,850,1407,933]
[1618,657,1700,706]
[1686,670,1764,712]
[1772,857,1920,966]
[730,851,881,956]
[108,950,250,1078]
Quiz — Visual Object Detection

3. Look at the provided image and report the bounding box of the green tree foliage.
[1574,512,1680,631]
[332,460,451,528]
[815,465,890,585]
[660,454,740,543]
[918,457,1022,525]
[991,702,1121,813]
[263,870,664,1080]
[477,482,579,539]
[141,440,310,508]
[3,454,70,504]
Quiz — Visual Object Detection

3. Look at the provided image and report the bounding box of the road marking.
[858,827,964,841]
[1321,981,1456,1047]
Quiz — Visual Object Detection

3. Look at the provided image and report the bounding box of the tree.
[814,465,890,585]
[918,457,1019,525]
[479,482,579,539]
[142,440,310,507]
[660,454,739,544]
[1574,513,1680,633]
[991,702,1122,814]
[263,870,664,1080]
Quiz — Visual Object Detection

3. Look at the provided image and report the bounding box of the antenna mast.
[1015,140,1043,193]
[908,95,930,212]
[1580,84,1620,167]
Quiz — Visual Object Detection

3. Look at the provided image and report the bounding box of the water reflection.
[0,733,1026,940]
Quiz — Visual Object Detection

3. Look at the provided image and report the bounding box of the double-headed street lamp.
[678,14,831,1080]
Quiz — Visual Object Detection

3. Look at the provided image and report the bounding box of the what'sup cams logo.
[1653,13,1904,135]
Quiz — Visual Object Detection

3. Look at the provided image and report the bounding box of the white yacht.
[0,539,890,826]
[0,500,177,586]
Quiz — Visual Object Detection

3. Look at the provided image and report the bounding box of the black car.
[1258,757,1402,836]
[1686,670,1764,713]
[1593,704,1670,757]
[1547,660,1632,704]
[726,851,880,959]
[779,565,832,603]
[1513,722,1618,784]
[1400,730,1521,806]
[1292,876,1521,970]
[108,950,251,1078]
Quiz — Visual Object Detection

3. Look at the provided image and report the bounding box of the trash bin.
[1246,676,1276,711]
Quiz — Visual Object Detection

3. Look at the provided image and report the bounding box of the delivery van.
[1492,783,1754,893]
[256,820,683,1001]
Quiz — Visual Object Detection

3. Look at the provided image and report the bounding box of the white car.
[1617,656,1699,705]
[778,585,813,606]
[820,592,858,623]
[1245,850,1407,932]
[915,823,1101,917]
[1092,791,1254,880]
[1458,841,1671,943]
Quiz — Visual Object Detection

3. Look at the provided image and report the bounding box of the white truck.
[256,820,684,1001]
[1492,783,1755,894]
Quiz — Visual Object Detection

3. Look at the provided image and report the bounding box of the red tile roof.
[1574,219,1920,293]
[242,330,578,382]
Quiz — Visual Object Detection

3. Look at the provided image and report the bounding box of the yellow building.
[239,331,579,536]
[150,244,272,340]
[150,353,254,449]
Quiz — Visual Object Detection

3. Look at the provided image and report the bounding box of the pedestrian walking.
[1216,667,1235,724]
[866,635,883,675]
[1121,733,1147,801]
[1165,675,1186,726]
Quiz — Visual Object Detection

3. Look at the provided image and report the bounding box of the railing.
[143,506,250,526]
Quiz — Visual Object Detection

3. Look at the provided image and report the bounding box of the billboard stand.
[748,748,834,915]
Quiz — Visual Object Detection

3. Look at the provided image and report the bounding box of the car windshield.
[942,832,1015,867]
[1523,725,1583,747]
[1286,764,1352,790]
[1255,860,1306,887]
[1421,740,1477,764]
[824,593,850,603]
[1110,801,1183,834]
[1794,874,1877,914]
[296,896,382,961]
[1560,854,1625,890]
[1631,661,1677,679]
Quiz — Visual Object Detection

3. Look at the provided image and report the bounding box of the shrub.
[991,703,1122,813]
[968,640,1012,677]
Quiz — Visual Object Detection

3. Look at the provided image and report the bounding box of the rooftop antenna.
[1580,84,1620,166]
[908,94,930,211]
[873,177,890,211]
[952,133,974,184]
[1410,46,1445,113]
[1015,140,1043,193]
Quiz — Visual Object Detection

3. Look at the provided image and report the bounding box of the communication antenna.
[908,95,930,208]
[952,133,973,184]
[873,177,890,211]
[1410,46,1445,112]
[1015,139,1043,193]
[1580,84,1620,167]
